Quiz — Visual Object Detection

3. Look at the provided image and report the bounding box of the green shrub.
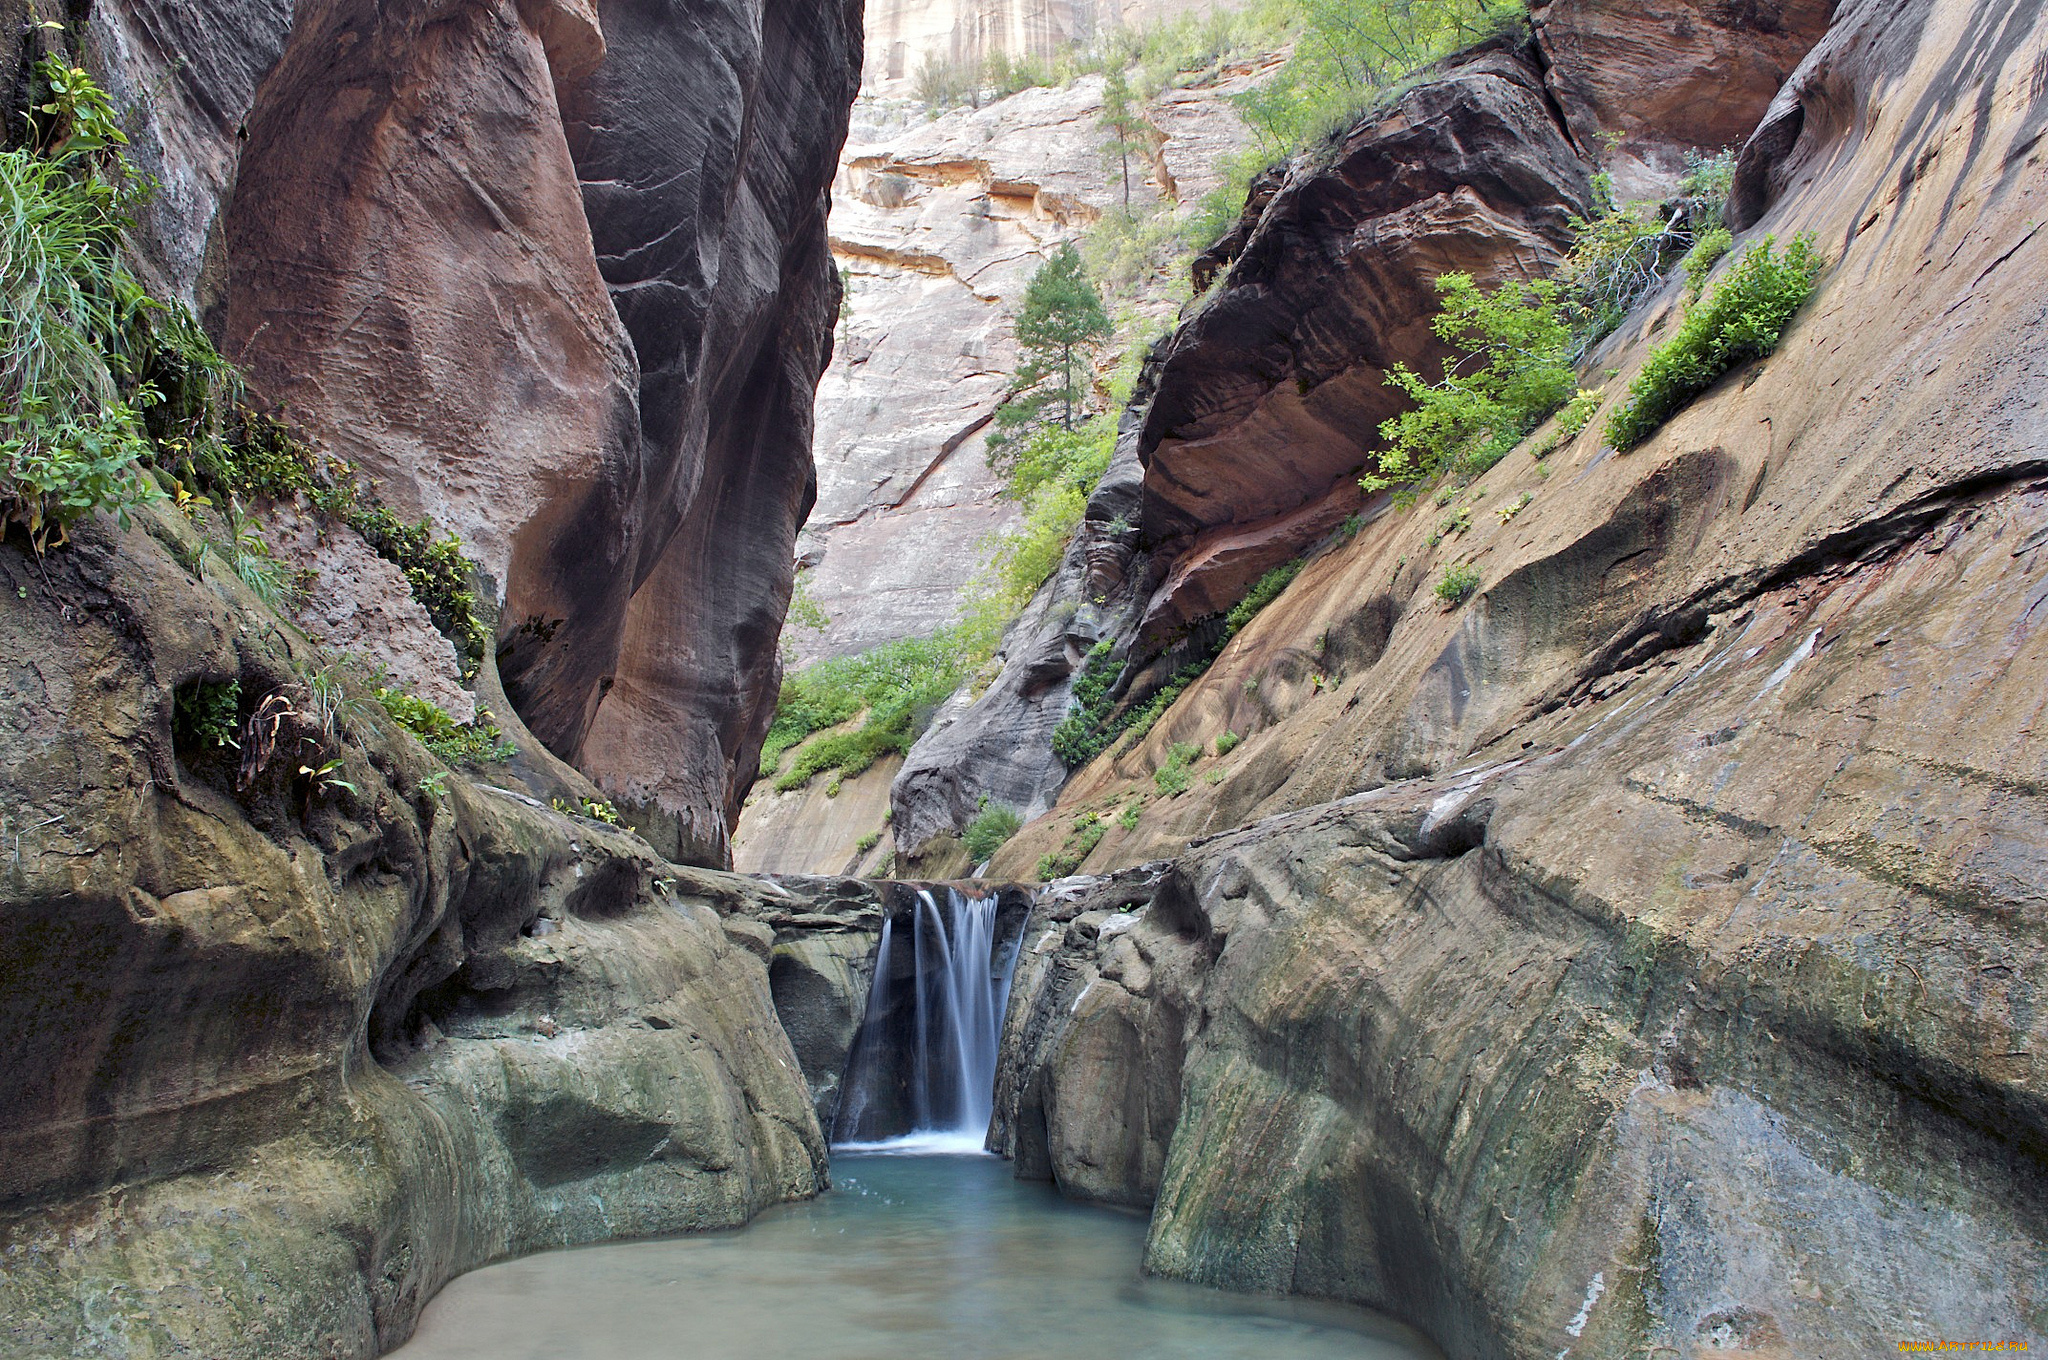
[1215,730,1241,757]
[1606,234,1823,449]
[173,678,242,752]
[1036,811,1108,879]
[1224,558,1303,637]
[1362,273,1577,493]
[963,800,1023,863]
[1051,639,1124,767]
[0,138,162,548]
[1555,388,1602,441]
[763,631,967,790]
[1118,799,1142,830]
[855,830,881,855]
[375,688,515,764]
[1435,562,1480,605]
[1154,741,1202,796]
[1681,226,1733,299]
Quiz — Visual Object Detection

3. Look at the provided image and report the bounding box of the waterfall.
[834,888,1022,1152]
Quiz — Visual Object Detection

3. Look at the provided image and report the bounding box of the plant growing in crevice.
[962,797,1022,863]
[1435,562,1480,606]
[1606,234,1823,450]
[1361,273,1578,495]
[1154,741,1202,796]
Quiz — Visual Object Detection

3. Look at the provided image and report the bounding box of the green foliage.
[1435,562,1480,605]
[1232,0,1525,159]
[1555,183,1678,356]
[375,688,516,764]
[0,134,162,548]
[1555,388,1602,441]
[1682,226,1733,299]
[963,799,1023,863]
[1098,65,1148,211]
[1224,558,1303,637]
[1214,730,1241,757]
[1118,799,1142,830]
[1606,234,1823,450]
[1014,243,1112,432]
[1051,639,1124,767]
[1035,810,1107,879]
[173,678,242,752]
[855,830,882,855]
[1362,272,1576,493]
[552,796,620,825]
[763,632,967,790]
[1154,741,1202,796]
[1679,148,1736,218]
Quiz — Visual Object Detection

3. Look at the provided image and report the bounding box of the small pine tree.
[1098,66,1148,211]
[1014,243,1112,430]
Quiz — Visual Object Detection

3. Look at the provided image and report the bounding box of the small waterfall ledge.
[833,886,1028,1152]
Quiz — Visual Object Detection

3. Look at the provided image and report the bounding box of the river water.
[390,1149,1436,1360]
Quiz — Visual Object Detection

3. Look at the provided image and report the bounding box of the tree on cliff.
[1014,243,1112,431]
[1098,67,1147,211]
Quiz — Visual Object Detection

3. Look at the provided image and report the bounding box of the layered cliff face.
[894,1,1846,857]
[0,506,829,1357]
[979,0,2048,1352]
[62,0,863,868]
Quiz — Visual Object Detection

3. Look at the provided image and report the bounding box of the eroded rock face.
[1532,0,1838,199]
[211,0,859,867]
[985,1,2048,1353]
[1134,42,1593,646]
[0,507,825,1358]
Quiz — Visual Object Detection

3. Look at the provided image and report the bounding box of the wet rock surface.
[983,1,2048,1354]
[0,508,826,1359]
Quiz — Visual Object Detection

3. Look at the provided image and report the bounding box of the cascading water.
[833,888,1022,1152]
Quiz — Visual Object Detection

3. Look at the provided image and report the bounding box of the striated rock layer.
[892,0,1842,856]
[69,0,863,868]
[984,0,2048,1354]
[0,507,831,1357]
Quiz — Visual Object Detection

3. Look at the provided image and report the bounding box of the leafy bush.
[1118,799,1142,830]
[963,800,1023,863]
[1224,558,1303,637]
[0,135,161,548]
[1215,730,1241,757]
[1051,640,1124,766]
[1035,811,1108,879]
[763,632,967,790]
[375,688,516,764]
[1606,234,1823,449]
[173,678,242,752]
[1362,273,1577,493]
[1555,388,1602,441]
[1682,226,1733,299]
[1435,562,1479,605]
[855,830,882,855]
[1233,0,1523,158]
[1154,741,1202,796]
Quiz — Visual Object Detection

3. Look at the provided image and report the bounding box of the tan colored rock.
[1533,0,1838,199]
[0,506,824,1359]
[989,3,2048,1353]
[733,755,901,876]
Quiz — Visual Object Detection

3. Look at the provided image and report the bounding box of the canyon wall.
[53,0,861,868]
[0,506,833,1357]
[981,0,2048,1354]
[893,0,1840,855]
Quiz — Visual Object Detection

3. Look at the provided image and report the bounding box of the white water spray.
[834,888,1021,1152]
